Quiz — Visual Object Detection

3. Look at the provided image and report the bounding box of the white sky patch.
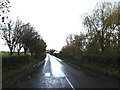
[0,0,119,51]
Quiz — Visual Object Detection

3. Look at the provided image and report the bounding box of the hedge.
[2,55,33,70]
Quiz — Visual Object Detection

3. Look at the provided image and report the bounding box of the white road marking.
[49,55,75,89]
[65,75,75,90]
[45,73,50,77]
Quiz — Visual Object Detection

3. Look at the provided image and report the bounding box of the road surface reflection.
[49,54,65,77]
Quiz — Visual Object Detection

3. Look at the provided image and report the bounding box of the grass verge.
[61,57,120,79]
[2,58,43,88]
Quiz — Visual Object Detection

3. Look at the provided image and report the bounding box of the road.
[12,54,119,89]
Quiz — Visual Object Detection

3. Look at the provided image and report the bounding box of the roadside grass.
[61,57,120,79]
[0,51,31,57]
[0,52,10,57]
[2,58,42,88]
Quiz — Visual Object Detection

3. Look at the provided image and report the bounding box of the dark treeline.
[59,2,119,68]
[1,19,47,58]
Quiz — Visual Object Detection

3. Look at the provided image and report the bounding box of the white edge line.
[65,76,76,90]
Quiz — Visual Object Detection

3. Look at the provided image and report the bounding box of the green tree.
[83,2,117,55]
[20,23,34,55]
[105,2,120,56]
[61,33,85,56]
[20,23,47,57]
[34,38,47,58]
[14,19,25,56]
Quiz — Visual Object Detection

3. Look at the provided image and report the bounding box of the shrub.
[2,55,33,71]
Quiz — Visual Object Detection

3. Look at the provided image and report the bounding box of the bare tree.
[0,0,10,25]
[1,21,17,56]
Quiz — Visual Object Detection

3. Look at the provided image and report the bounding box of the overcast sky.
[0,0,118,51]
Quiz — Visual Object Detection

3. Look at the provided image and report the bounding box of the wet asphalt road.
[12,54,119,88]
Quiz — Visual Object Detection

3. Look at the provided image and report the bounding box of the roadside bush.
[35,52,46,61]
[84,55,119,68]
[2,55,33,71]
[56,53,119,69]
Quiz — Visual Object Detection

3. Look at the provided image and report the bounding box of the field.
[0,51,31,57]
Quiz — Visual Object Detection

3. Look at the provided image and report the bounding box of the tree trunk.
[118,28,120,56]
[17,50,20,56]
[118,26,120,68]
[24,50,27,55]
[10,48,13,56]
[118,31,120,69]
[24,47,27,55]
[30,49,34,56]
[30,52,33,56]
[101,30,104,55]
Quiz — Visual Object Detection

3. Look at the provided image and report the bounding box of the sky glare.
[0,0,119,51]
